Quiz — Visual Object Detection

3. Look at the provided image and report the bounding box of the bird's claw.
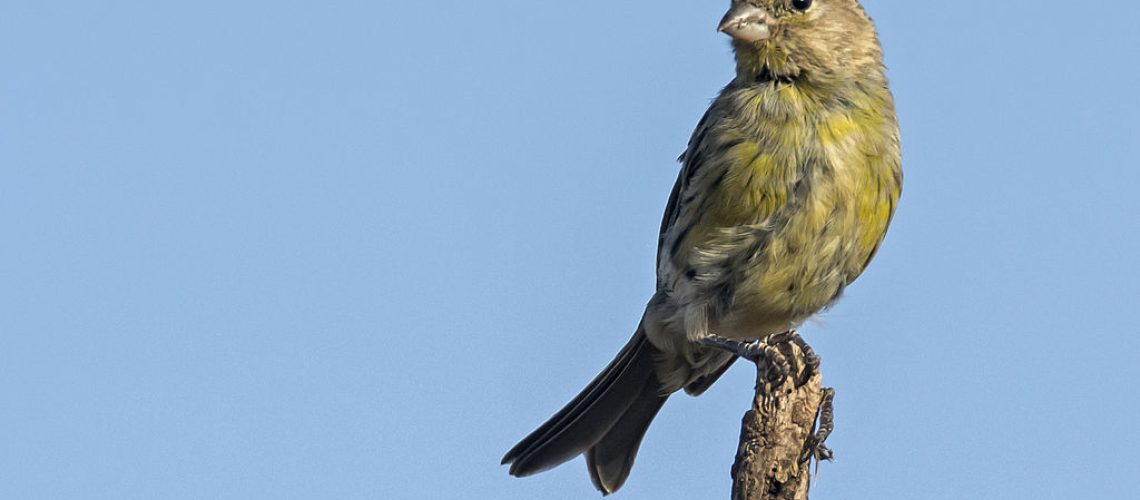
[697,334,792,390]
[802,386,836,464]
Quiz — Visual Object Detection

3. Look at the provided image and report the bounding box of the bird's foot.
[697,334,792,391]
[803,387,836,464]
[784,330,821,378]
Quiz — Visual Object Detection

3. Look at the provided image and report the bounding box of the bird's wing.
[655,108,714,282]
[654,107,741,394]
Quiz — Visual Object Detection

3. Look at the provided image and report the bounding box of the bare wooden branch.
[731,332,831,500]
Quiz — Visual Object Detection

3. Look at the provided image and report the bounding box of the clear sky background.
[3,1,1139,499]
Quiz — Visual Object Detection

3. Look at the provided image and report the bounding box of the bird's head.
[718,0,885,88]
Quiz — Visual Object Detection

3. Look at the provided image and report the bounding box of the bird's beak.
[718,3,771,43]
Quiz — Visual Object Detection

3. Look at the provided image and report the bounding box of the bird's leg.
[803,387,836,464]
[697,334,792,392]
[787,331,821,378]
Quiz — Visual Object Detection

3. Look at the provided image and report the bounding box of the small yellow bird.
[503,0,902,494]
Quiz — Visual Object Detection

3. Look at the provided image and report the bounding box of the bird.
[502,0,902,494]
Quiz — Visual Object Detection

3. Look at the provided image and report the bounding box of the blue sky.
[2,1,1138,498]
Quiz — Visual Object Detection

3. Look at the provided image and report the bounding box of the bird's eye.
[791,0,813,11]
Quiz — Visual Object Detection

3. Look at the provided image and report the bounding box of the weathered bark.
[731,332,832,500]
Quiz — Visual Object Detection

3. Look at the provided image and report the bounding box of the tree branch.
[731,331,832,500]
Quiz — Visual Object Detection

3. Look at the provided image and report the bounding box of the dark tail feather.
[586,374,668,495]
[502,326,668,494]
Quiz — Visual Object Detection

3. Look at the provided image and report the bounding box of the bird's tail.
[502,324,668,495]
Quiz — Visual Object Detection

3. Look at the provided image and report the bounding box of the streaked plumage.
[504,0,902,494]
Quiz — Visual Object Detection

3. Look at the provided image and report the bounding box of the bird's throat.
[752,66,795,86]
[733,42,800,86]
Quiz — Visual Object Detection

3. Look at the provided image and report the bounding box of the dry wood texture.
[729,332,833,500]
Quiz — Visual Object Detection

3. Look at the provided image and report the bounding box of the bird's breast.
[664,84,901,333]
